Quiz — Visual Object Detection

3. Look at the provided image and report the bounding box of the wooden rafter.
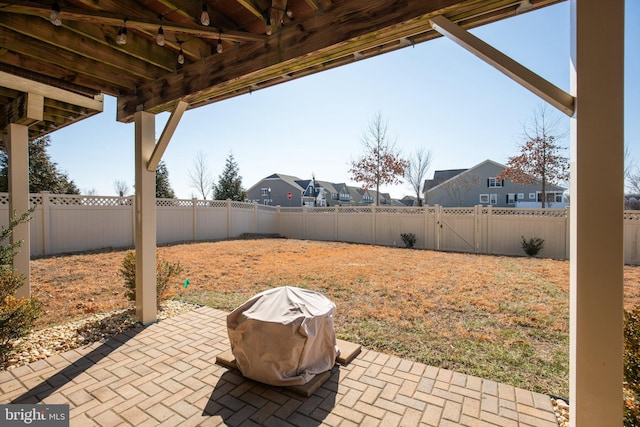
[0,15,169,79]
[117,0,466,120]
[270,0,288,33]
[236,0,268,20]
[0,0,566,140]
[0,2,266,43]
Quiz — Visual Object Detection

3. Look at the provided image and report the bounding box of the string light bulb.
[156,26,165,46]
[49,1,62,26]
[265,16,272,36]
[116,20,128,45]
[200,3,210,26]
[177,43,185,64]
[216,37,223,54]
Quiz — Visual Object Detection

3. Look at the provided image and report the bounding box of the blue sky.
[48,1,638,199]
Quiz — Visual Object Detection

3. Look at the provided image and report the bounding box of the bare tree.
[405,148,432,206]
[113,180,129,197]
[442,174,480,207]
[188,151,214,200]
[625,145,636,191]
[629,167,640,195]
[497,105,569,208]
[349,112,408,206]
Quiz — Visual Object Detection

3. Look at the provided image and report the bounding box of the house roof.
[424,168,468,191]
[246,172,304,193]
[425,159,567,193]
[0,1,563,143]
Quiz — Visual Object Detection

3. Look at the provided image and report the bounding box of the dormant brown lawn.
[30,238,640,398]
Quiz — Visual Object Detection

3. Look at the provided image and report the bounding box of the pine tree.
[155,161,176,198]
[0,136,79,194]
[213,153,245,201]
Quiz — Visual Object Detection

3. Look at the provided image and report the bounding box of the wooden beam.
[2,92,43,128]
[118,0,462,120]
[148,100,188,172]
[0,15,170,79]
[303,0,320,12]
[0,51,124,96]
[0,26,154,90]
[428,14,575,116]
[0,3,266,43]
[270,0,288,34]
[0,71,103,111]
[236,0,268,20]
[116,0,566,121]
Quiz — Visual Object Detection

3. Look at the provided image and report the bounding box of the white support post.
[7,123,30,298]
[569,1,624,426]
[134,111,157,325]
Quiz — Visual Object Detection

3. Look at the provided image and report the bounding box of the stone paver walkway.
[0,307,559,426]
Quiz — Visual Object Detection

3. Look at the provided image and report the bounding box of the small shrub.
[400,233,417,249]
[625,305,640,426]
[120,251,184,309]
[0,211,42,363]
[521,236,544,257]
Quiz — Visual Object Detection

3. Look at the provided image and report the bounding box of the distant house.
[423,159,567,208]
[245,173,398,207]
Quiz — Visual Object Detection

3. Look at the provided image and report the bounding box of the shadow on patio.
[0,306,559,426]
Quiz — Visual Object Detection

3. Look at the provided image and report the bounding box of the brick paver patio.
[0,307,559,426]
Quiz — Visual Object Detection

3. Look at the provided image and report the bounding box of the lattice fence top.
[306,207,336,214]
[155,198,190,207]
[442,208,475,216]
[48,195,132,206]
[489,208,567,217]
[231,201,254,210]
[625,211,640,221]
[376,206,423,215]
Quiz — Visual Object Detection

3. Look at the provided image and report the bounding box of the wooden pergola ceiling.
[0,0,564,140]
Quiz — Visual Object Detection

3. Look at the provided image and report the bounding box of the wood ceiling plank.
[117,0,465,120]
[270,0,288,34]
[0,27,150,91]
[0,15,169,79]
[0,51,124,96]
[62,20,177,72]
[117,0,565,121]
[0,2,266,43]
[236,0,268,20]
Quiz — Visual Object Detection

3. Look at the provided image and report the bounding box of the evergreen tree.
[0,136,79,194]
[213,153,245,201]
[155,161,176,198]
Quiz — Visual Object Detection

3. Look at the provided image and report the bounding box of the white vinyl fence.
[0,193,638,264]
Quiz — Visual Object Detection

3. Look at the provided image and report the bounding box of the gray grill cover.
[227,286,337,386]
